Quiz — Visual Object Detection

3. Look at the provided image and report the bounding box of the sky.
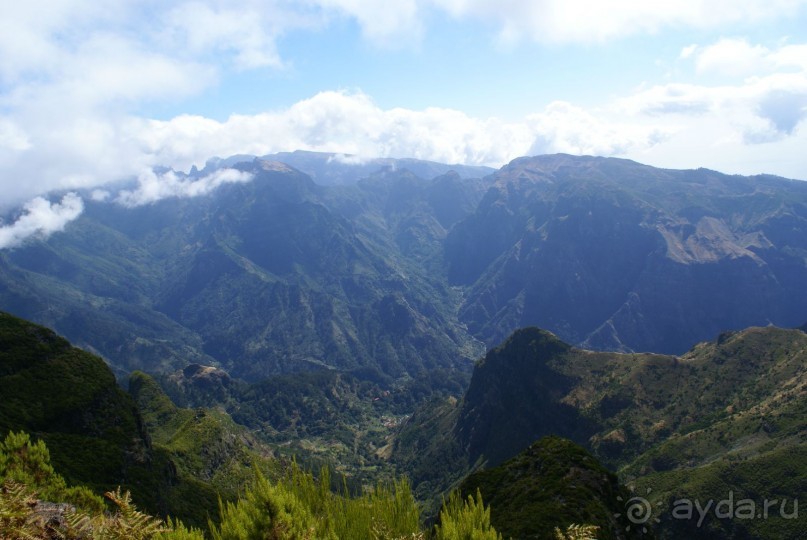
[1,0,807,247]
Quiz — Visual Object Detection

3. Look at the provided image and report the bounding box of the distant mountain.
[2,149,806,537]
[2,152,807,382]
[446,154,807,354]
[393,325,807,539]
[200,150,495,185]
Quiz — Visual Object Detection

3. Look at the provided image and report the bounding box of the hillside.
[0,311,172,513]
[0,311,287,528]
[458,436,647,540]
[393,325,807,538]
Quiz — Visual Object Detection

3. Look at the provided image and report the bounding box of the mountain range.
[1,151,806,538]
[1,152,805,383]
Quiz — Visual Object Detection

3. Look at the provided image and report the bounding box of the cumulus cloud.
[607,37,807,179]
[115,168,254,207]
[693,38,772,77]
[1,0,806,212]
[527,101,669,156]
[0,193,84,249]
[162,2,290,69]
[121,91,665,172]
[625,39,807,146]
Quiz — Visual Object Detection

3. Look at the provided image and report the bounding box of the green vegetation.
[0,431,104,513]
[129,370,283,526]
[552,525,600,540]
[153,362,469,492]
[0,435,514,540]
[458,437,645,540]
[0,480,204,540]
[394,325,807,539]
[0,312,272,528]
[0,160,484,382]
[0,311,169,511]
[433,490,501,540]
[633,444,807,540]
[446,154,807,355]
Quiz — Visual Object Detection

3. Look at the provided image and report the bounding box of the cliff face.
[446,155,807,354]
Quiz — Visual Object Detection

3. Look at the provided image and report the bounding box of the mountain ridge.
[1,152,806,382]
[447,154,807,353]
[392,324,807,540]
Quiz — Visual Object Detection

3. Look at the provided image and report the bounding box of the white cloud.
[0,193,84,249]
[431,0,807,44]
[526,101,669,156]
[312,0,423,45]
[162,2,289,69]
[680,44,699,59]
[612,38,807,178]
[115,168,254,207]
[632,40,807,142]
[1,0,806,215]
[120,91,663,172]
[693,38,772,77]
[0,119,30,151]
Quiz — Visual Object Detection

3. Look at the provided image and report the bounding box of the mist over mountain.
[1,152,806,383]
[1,152,806,538]
[0,157,482,381]
[199,149,495,186]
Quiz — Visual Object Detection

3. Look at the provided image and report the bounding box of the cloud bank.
[2,1,805,204]
[116,168,255,207]
[1,2,806,247]
[0,193,83,249]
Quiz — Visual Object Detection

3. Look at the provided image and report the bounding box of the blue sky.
[1,0,807,246]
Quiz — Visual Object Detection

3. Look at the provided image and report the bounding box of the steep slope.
[392,325,807,539]
[0,311,290,528]
[634,444,805,540]
[0,311,173,514]
[0,158,482,380]
[446,154,807,353]
[3,153,807,379]
[128,371,281,525]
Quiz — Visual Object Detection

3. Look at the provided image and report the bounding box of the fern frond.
[0,480,42,540]
[97,487,167,540]
[553,523,600,540]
